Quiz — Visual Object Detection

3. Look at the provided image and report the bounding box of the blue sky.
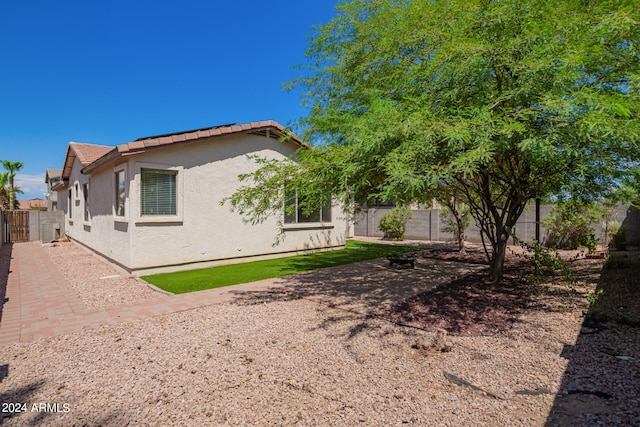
[0,0,338,200]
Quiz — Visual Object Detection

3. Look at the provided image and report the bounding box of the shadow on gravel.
[0,243,12,323]
[231,245,536,337]
[290,258,483,310]
[546,253,640,426]
[589,252,640,326]
[0,379,47,424]
[377,271,537,336]
[227,287,298,306]
[231,252,486,321]
[0,364,7,383]
[1,380,124,426]
[375,248,542,336]
[229,241,640,423]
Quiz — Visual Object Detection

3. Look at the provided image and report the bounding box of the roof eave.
[51,180,68,191]
[61,147,77,181]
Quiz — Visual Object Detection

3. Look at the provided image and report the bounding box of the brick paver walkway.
[0,242,282,346]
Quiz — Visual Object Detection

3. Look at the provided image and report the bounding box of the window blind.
[141,169,177,215]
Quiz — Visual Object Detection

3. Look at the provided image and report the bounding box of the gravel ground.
[1,239,638,426]
[43,240,161,308]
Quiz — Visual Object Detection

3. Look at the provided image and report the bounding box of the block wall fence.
[354,204,640,248]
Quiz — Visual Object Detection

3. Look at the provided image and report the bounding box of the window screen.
[284,190,331,224]
[83,183,90,221]
[115,170,125,217]
[141,169,177,216]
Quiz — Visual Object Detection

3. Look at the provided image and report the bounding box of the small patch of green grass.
[142,240,421,294]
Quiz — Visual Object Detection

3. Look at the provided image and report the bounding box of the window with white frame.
[82,183,90,222]
[115,169,126,217]
[140,169,177,216]
[284,191,332,224]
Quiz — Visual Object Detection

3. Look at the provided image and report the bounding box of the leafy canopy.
[228,0,640,282]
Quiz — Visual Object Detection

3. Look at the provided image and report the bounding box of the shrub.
[378,206,413,240]
[543,202,600,250]
[514,238,574,284]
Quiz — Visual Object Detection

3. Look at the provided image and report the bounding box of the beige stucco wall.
[60,133,348,274]
[61,157,133,268]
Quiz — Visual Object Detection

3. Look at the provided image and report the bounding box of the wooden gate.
[4,210,29,243]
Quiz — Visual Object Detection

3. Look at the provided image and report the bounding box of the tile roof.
[81,120,308,174]
[56,121,307,180]
[70,143,114,166]
[19,199,48,210]
[117,120,307,155]
[60,143,114,180]
[45,168,62,183]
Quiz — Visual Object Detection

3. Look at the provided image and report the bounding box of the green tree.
[228,0,640,283]
[1,160,24,211]
[0,172,9,210]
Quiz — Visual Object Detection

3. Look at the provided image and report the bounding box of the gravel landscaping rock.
[0,239,638,426]
[43,241,160,308]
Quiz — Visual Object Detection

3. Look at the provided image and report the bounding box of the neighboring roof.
[45,168,62,183]
[19,199,47,210]
[82,120,308,174]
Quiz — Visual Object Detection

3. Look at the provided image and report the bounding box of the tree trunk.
[456,216,466,254]
[445,196,467,254]
[0,189,7,210]
[8,177,15,211]
[489,232,509,284]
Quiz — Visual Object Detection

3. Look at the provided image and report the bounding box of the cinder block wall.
[27,210,65,243]
[354,204,639,247]
[28,211,40,242]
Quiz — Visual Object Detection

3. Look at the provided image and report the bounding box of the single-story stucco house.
[53,121,350,275]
